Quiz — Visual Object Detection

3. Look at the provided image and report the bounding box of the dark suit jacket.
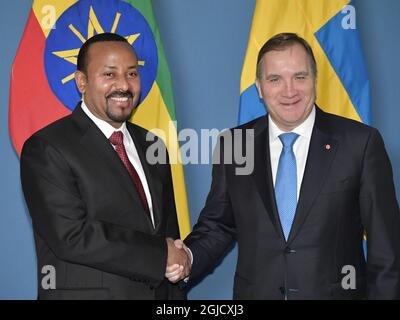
[20,104,185,300]
[185,107,400,300]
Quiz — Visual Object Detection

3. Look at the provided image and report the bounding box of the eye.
[128,71,138,78]
[295,75,307,80]
[268,77,280,84]
[103,72,113,78]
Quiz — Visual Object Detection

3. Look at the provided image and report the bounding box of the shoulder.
[126,121,157,140]
[22,114,76,154]
[316,107,376,138]
[315,108,388,158]
[233,115,267,131]
[126,121,168,154]
[218,115,268,140]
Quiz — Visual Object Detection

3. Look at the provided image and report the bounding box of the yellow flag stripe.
[131,82,191,239]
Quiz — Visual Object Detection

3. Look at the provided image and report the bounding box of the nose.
[115,74,129,92]
[282,79,296,98]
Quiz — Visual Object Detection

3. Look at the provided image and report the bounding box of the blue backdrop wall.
[0,0,399,299]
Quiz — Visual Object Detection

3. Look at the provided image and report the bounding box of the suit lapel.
[287,108,338,244]
[72,104,154,229]
[127,124,163,233]
[252,118,284,239]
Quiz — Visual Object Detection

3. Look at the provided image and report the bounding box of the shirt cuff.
[183,247,193,283]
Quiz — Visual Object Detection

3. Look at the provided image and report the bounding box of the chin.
[107,110,133,123]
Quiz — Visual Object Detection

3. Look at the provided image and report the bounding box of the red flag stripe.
[9,9,70,156]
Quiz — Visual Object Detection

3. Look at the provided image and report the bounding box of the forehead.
[263,44,311,71]
[86,41,137,67]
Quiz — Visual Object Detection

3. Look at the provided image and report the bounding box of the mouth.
[109,96,129,102]
[280,99,301,108]
[107,92,133,108]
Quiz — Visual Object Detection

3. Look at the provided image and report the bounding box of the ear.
[255,79,263,99]
[75,70,87,94]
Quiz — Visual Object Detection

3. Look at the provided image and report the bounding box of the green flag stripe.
[123,0,176,120]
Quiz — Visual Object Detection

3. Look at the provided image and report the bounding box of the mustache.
[106,91,133,99]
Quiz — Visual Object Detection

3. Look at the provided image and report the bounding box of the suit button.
[149,285,154,290]
[285,247,296,254]
[279,287,286,295]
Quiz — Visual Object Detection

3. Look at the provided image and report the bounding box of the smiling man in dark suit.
[166,33,400,299]
[20,33,189,300]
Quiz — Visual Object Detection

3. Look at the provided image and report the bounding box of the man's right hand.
[165,238,191,283]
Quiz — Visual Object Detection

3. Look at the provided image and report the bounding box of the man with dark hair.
[76,32,129,73]
[167,33,400,299]
[20,32,189,300]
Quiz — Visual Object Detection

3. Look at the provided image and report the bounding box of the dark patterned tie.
[109,131,150,215]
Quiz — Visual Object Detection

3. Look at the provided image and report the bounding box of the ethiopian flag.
[239,0,371,125]
[9,0,191,238]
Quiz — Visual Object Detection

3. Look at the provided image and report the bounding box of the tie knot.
[109,131,124,146]
[279,132,299,149]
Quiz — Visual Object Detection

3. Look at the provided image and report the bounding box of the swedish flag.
[239,0,370,126]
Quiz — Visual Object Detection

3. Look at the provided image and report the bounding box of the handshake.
[165,238,192,283]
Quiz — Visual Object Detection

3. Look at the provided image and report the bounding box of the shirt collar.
[81,100,130,144]
[269,105,316,141]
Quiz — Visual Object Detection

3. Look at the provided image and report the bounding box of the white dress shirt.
[186,107,316,272]
[81,101,155,228]
[269,106,316,200]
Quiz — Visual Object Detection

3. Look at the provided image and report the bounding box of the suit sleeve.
[158,148,187,299]
[20,135,167,285]
[359,128,400,299]
[163,150,181,241]
[184,134,237,280]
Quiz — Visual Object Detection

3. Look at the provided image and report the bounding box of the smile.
[281,100,300,106]
[110,97,129,102]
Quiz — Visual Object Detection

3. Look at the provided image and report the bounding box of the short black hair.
[77,32,130,73]
[256,33,317,79]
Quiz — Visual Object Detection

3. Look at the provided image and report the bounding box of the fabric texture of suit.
[185,106,400,300]
[21,103,185,300]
